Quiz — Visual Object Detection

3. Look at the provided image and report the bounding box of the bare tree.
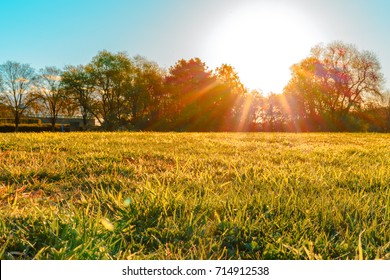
[284,41,385,130]
[36,66,67,131]
[312,42,384,115]
[0,61,36,131]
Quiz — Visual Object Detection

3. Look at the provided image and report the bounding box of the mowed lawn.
[0,132,389,260]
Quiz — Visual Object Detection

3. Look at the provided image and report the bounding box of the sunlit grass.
[0,132,389,259]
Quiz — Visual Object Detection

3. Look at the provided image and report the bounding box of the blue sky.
[0,0,389,93]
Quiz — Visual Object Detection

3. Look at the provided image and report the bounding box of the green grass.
[0,132,389,259]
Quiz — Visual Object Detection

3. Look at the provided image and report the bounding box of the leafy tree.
[61,65,96,129]
[0,100,12,118]
[257,93,290,131]
[215,64,262,131]
[215,64,245,95]
[283,57,326,131]
[86,50,134,130]
[0,61,37,131]
[124,56,166,130]
[164,58,218,131]
[164,61,261,131]
[387,93,390,131]
[381,90,390,132]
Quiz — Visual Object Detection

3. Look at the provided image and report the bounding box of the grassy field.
[0,132,389,260]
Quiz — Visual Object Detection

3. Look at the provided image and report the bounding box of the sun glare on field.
[204,3,324,93]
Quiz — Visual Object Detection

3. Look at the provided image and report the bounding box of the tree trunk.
[82,111,88,130]
[14,111,20,132]
[51,117,56,131]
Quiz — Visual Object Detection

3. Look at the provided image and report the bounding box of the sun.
[203,3,324,93]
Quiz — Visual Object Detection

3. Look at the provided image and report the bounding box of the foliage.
[124,56,166,130]
[61,65,96,129]
[0,118,41,125]
[214,64,260,131]
[164,58,218,131]
[0,123,69,132]
[0,132,389,260]
[85,50,135,130]
[1,42,389,132]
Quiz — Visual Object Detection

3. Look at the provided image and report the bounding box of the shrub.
[0,124,70,133]
[0,118,42,125]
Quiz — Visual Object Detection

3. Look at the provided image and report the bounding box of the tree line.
[1,41,389,132]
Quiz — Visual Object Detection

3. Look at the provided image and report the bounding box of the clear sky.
[1,0,389,94]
